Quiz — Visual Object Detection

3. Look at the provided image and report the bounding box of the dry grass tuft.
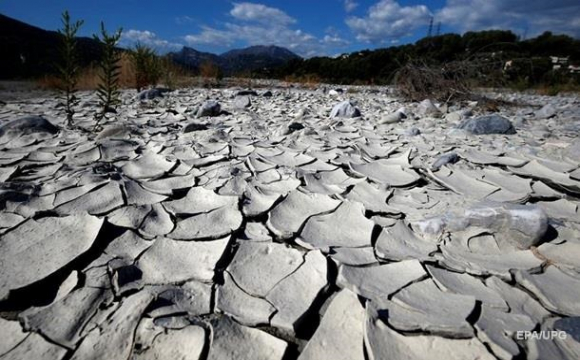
[394,61,473,102]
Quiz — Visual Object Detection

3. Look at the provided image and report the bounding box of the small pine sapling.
[56,11,84,127]
[94,22,123,129]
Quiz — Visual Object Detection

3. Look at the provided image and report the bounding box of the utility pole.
[427,17,433,38]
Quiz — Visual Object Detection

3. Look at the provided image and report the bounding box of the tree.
[94,22,122,128]
[56,11,84,127]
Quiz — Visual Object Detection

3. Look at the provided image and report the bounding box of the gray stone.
[183,121,209,133]
[417,99,441,117]
[535,104,557,119]
[234,96,251,109]
[405,127,421,136]
[330,101,361,118]
[432,152,459,170]
[457,114,516,135]
[138,88,165,100]
[197,100,221,117]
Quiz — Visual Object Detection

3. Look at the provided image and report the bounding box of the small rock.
[432,152,459,170]
[234,96,251,109]
[417,99,441,117]
[236,90,258,96]
[138,88,165,100]
[405,127,421,136]
[379,110,406,124]
[330,101,361,118]
[197,100,221,117]
[183,122,209,133]
[535,104,557,119]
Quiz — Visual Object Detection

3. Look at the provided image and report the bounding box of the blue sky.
[1,0,580,57]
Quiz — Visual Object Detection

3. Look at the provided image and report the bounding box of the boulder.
[457,115,516,135]
[330,101,361,118]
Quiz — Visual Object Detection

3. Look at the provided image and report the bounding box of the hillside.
[168,45,301,75]
[0,13,104,79]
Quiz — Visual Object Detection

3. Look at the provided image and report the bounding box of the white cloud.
[230,2,295,25]
[121,29,182,52]
[437,0,580,37]
[184,26,235,47]
[175,16,194,25]
[346,0,432,43]
[344,0,359,13]
[184,2,349,57]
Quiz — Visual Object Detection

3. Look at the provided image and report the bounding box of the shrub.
[130,44,161,91]
[56,11,84,127]
[93,22,123,127]
[199,61,222,87]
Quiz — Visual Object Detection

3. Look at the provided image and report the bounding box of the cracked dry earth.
[0,85,579,360]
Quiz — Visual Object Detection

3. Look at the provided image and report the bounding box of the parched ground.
[0,85,579,360]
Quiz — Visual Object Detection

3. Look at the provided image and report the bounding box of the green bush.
[130,44,161,91]
[93,22,122,127]
[56,11,84,127]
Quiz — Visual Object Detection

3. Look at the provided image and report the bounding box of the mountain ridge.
[168,44,302,75]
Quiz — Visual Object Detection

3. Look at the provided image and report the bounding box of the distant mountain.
[0,14,104,79]
[168,47,222,71]
[168,45,301,75]
[0,13,300,80]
